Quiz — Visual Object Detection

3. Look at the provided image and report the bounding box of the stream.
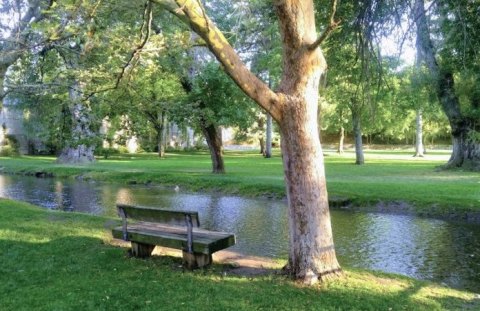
[0,174,479,292]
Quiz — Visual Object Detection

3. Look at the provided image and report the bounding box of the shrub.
[95,147,119,159]
[0,145,18,157]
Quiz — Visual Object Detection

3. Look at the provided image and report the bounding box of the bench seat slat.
[130,222,233,240]
[112,223,235,255]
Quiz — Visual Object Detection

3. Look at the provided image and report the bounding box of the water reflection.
[0,173,479,292]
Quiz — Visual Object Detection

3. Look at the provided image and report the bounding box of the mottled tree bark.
[275,0,341,283]
[57,83,96,164]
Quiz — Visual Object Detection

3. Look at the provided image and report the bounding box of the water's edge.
[5,170,480,224]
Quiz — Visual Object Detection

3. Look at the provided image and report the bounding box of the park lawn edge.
[1,198,479,310]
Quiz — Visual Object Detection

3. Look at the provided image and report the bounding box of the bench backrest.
[117,203,200,227]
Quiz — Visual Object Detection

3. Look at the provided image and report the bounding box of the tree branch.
[309,0,340,50]
[151,0,283,122]
[84,1,154,100]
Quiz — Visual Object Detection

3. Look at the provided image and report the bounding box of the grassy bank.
[1,198,478,310]
[0,149,479,214]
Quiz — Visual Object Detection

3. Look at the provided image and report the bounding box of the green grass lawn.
[1,198,478,310]
[0,149,478,213]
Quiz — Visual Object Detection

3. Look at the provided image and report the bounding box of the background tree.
[117,60,185,157]
[186,62,256,174]
[414,0,480,170]
[323,0,406,164]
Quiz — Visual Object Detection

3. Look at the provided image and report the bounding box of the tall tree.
[414,0,480,170]
[186,62,255,174]
[153,0,342,284]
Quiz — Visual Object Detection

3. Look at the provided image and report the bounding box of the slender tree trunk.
[337,126,344,154]
[156,111,166,158]
[259,136,265,155]
[156,129,165,157]
[163,120,170,153]
[265,113,273,158]
[57,83,95,164]
[258,116,266,155]
[200,121,225,174]
[414,0,480,170]
[351,108,364,165]
[414,109,425,157]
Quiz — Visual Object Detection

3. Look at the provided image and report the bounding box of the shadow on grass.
[1,235,478,311]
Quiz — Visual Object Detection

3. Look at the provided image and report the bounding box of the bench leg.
[182,251,212,269]
[131,242,155,258]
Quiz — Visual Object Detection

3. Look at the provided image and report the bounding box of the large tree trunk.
[276,1,341,284]
[351,107,364,165]
[280,96,341,284]
[156,0,341,284]
[265,113,273,158]
[414,109,425,157]
[414,0,480,170]
[448,118,480,170]
[200,121,225,174]
[57,85,96,164]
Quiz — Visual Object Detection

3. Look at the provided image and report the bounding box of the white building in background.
[100,116,198,153]
[99,117,140,153]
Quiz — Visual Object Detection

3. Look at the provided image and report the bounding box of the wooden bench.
[112,203,236,269]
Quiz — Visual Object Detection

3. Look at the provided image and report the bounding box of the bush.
[0,145,18,157]
[117,146,129,154]
[95,147,119,159]
[0,134,20,156]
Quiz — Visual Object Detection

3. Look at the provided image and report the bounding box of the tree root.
[281,263,343,285]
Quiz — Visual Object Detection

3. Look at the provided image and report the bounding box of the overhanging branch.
[151,0,283,122]
[309,0,340,50]
[85,1,154,99]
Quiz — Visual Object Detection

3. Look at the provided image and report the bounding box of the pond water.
[1,174,479,292]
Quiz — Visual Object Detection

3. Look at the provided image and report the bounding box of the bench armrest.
[118,206,128,241]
